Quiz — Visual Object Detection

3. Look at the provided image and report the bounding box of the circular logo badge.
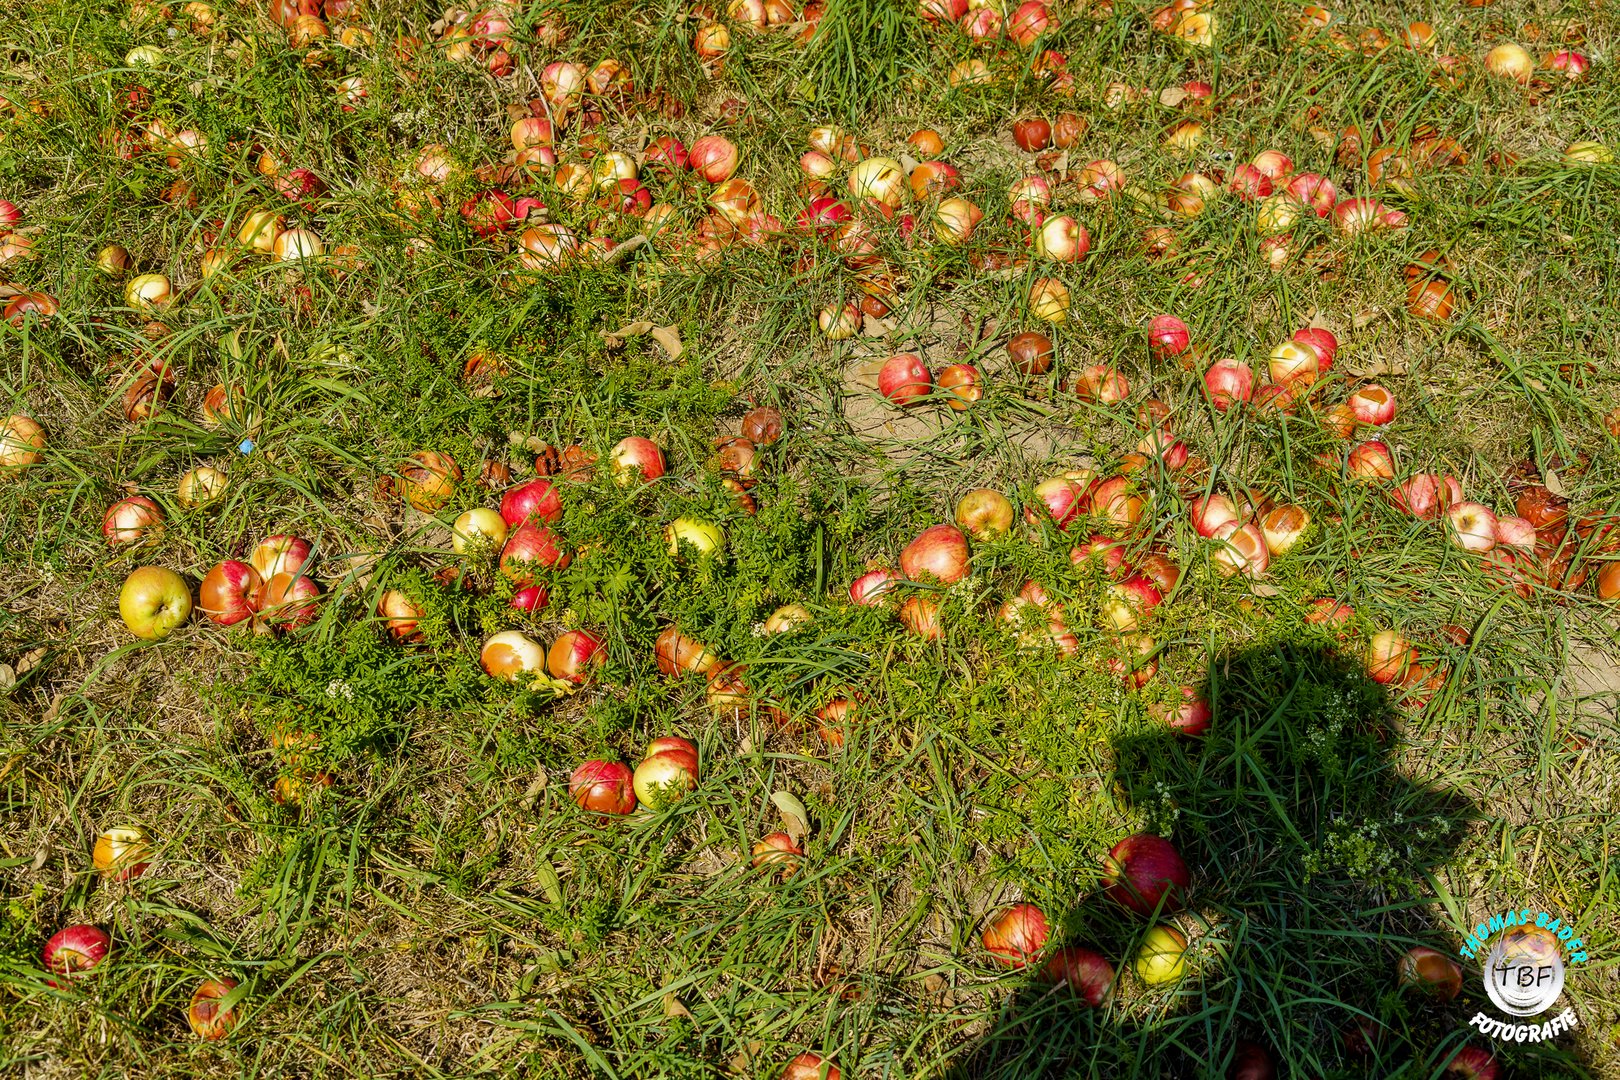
[1483,926,1564,1017]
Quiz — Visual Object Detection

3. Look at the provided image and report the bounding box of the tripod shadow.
[947,642,1492,1079]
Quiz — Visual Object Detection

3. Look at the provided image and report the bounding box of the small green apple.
[1134,925,1188,985]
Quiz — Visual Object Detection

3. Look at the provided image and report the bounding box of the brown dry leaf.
[1351,309,1381,329]
[1251,582,1283,598]
[1544,468,1567,497]
[1523,377,1549,394]
[1158,85,1188,107]
[1346,357,1409,378]
[603,320,655,348]
[0,664,13,692]
[727,1040,766,1075]
[521,768,549,810]
[504,102,528,122]
[15,648,45,676]
[899,152,920,175]
[661,991,693,1020]
[736,733,755,754]
[649,325,684,359]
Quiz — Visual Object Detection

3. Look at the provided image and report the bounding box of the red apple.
[102,495,164,545]
[199,560,262,626]
[377,589,425,641]
[1042,944,1114,1005]
[1346,440,1395,481]
[688,135,739,182]
[1397,945,1462,999]
[1445,1046,1501,1080]
[1027,474,1090,530]
[633,736,699,803]
[609,436,666,484]
[850,568,898,606]
[1190,494,1242,538]
[1073,364,1129,403]
[982,902,1050,967]
[1229,1040,1276,1080]
[1347,384,1396,425]
[1204,358,1254,411]
[570,760,636,814]
[43,924,111,981]
[256,573,320,629]
[250,534,313,579]
[1390,473,1443,519]
[877,353,931,406]
[1148,315,1190,357]
[548,629,604,683]
[1100,576,1162,631]
[1103,833,1190,916]
[898,595,943,639]
[1291,328,1337,372]
[1152,685,1211,735]
[500,478,563,526]
[654,626,720,677]
[511,585,549,611]
[1494,514,1536,551]
[779,1052,839,1080]
[901,524,971,584]
[500,523,569,584]
[1285,174,1337,217]
[1035,215,1090,262]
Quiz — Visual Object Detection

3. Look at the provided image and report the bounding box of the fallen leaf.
[603,320,655,348]
[1250,582,1283,598]
[1544,468,1566,496]
[1158,85,1188,107]
[1523,377,1549,394]
[899,152,919,175]
[521,768,549,810]
[1351,308,1380,329]
[727,1040,766,1075]
[1346,358,1409,378]
[649,325,684,359]
[0,664,13,692]
[771,790,811,840]
[662,992,692,1020]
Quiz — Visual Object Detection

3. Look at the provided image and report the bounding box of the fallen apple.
[120,566,192,639]
[983,903,1050,967]
[187,978,240,1040]
[1103,833,1190,916]
[1133,924,1188,985]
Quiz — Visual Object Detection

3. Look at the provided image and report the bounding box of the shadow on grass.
[942,641,1588,1079]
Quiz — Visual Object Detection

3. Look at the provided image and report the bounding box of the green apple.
[665,516,725,559]
[452,508,509,554]
[119,566,192,639]
[1134,925,1188,985]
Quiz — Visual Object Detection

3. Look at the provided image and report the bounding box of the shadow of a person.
[946,641,1516,1079]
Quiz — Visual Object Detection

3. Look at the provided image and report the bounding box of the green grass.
[2,0,1620,1076]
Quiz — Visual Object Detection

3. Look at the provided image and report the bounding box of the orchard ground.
[2,0,1620,1076]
